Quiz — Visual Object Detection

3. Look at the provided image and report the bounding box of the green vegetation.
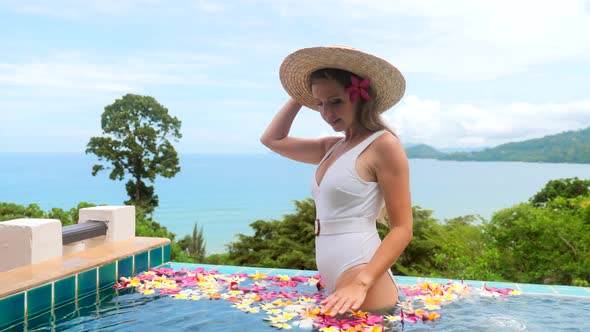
[530,177,590,205]
[199,177,590,287]
[406,126,590,163]
[177,223,207,263]
[223,199,317,270]
[86,94,182,215]
[403,144,444,159]
[3,177,589,286]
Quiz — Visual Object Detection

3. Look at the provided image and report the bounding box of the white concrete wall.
[62,206,136,255]
[0,219,62,272]
[78,205,136,242]
[0,206,137,270]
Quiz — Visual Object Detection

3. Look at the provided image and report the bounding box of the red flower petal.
[360,78,371,88]
[360,89,371,101]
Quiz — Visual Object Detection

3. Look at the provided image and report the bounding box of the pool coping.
[0,237,170,299]
[0,237,171,330]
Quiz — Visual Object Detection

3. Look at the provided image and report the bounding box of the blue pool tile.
[204,265,243,274]
[99,287,117,304]
[552,285,590,296]
[462,280,485,289]
[264,268,303,276]
[27,283,52,318]
[77,293,97,313]
[118,256,133,279]
[0,321,25,332]
[53,301,77,322]
[483,281,520,290]
[168,263,242,274]
[425,277,452,284]
[167,262,197,270]
[150,247,163,268]
[54,276,76,308]
[78,269,97,297]
[0,292,25,328]
[163,244,171,262]
[517,283,557,295]
[393,276,420,286]
[134,251,149,274]
[228,266,257,275]
[294,270,321,277]
[27,311,52,330]
[99,262,117,289]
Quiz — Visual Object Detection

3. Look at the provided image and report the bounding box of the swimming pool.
[5,262,589,332]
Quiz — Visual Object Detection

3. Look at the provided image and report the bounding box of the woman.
[260,46,412,316]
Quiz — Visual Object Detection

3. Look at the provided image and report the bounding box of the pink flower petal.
[360,89,371,101]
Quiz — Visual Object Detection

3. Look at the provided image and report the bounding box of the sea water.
[1,152,590,253]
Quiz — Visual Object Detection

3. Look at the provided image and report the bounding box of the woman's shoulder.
[373,130,402,149]
[371,130,407,163]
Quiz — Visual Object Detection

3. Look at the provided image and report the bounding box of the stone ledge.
[0,237,170,299]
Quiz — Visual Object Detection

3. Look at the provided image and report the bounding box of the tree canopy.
[86,94,182,215]
[530,177,590,205]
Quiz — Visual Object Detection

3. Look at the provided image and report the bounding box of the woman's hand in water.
[319,276,371,316]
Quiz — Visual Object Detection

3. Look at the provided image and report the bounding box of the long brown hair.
[309,68,395,135]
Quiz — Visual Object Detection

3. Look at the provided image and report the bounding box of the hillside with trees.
[405,126,590,163]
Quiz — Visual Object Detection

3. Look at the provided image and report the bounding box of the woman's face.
[311,79,357,132]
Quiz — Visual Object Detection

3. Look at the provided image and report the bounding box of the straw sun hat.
[279,46,406,114]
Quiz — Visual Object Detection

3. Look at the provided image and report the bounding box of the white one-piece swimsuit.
[311,130,395,293]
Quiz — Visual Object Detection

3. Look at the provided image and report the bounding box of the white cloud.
[386,96,590,148]
[0,51,267,92]
[6,0,588,82]
[264,0,590,81]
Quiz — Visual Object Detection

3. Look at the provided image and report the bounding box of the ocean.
[1,152,590,253]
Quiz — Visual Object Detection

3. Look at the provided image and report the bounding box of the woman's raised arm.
[260,98,340,164]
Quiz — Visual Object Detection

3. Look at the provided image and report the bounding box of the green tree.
[483,198,590,285]
[0,202,46,221]
[382,206,441,276]
[429,215,489,280]
[225,198,317,270]
[177,223,207,262]
[86,94,182,215]
[530,177,590,205]
[0,202,97,224]
[134,213,190,262]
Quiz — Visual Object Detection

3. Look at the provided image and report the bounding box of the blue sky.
[1,0,590,153]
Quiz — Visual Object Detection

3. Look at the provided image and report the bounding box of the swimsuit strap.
[318,138,344,165]
[347,130,388,158]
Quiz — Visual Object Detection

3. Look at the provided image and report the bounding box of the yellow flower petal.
[250,272,268,280]
[272,323,292,329]
[384,314,400,321]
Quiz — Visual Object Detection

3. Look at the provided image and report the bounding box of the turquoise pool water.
[4,263,590,332]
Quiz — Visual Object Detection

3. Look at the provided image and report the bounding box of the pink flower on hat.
[345,76,371,103]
